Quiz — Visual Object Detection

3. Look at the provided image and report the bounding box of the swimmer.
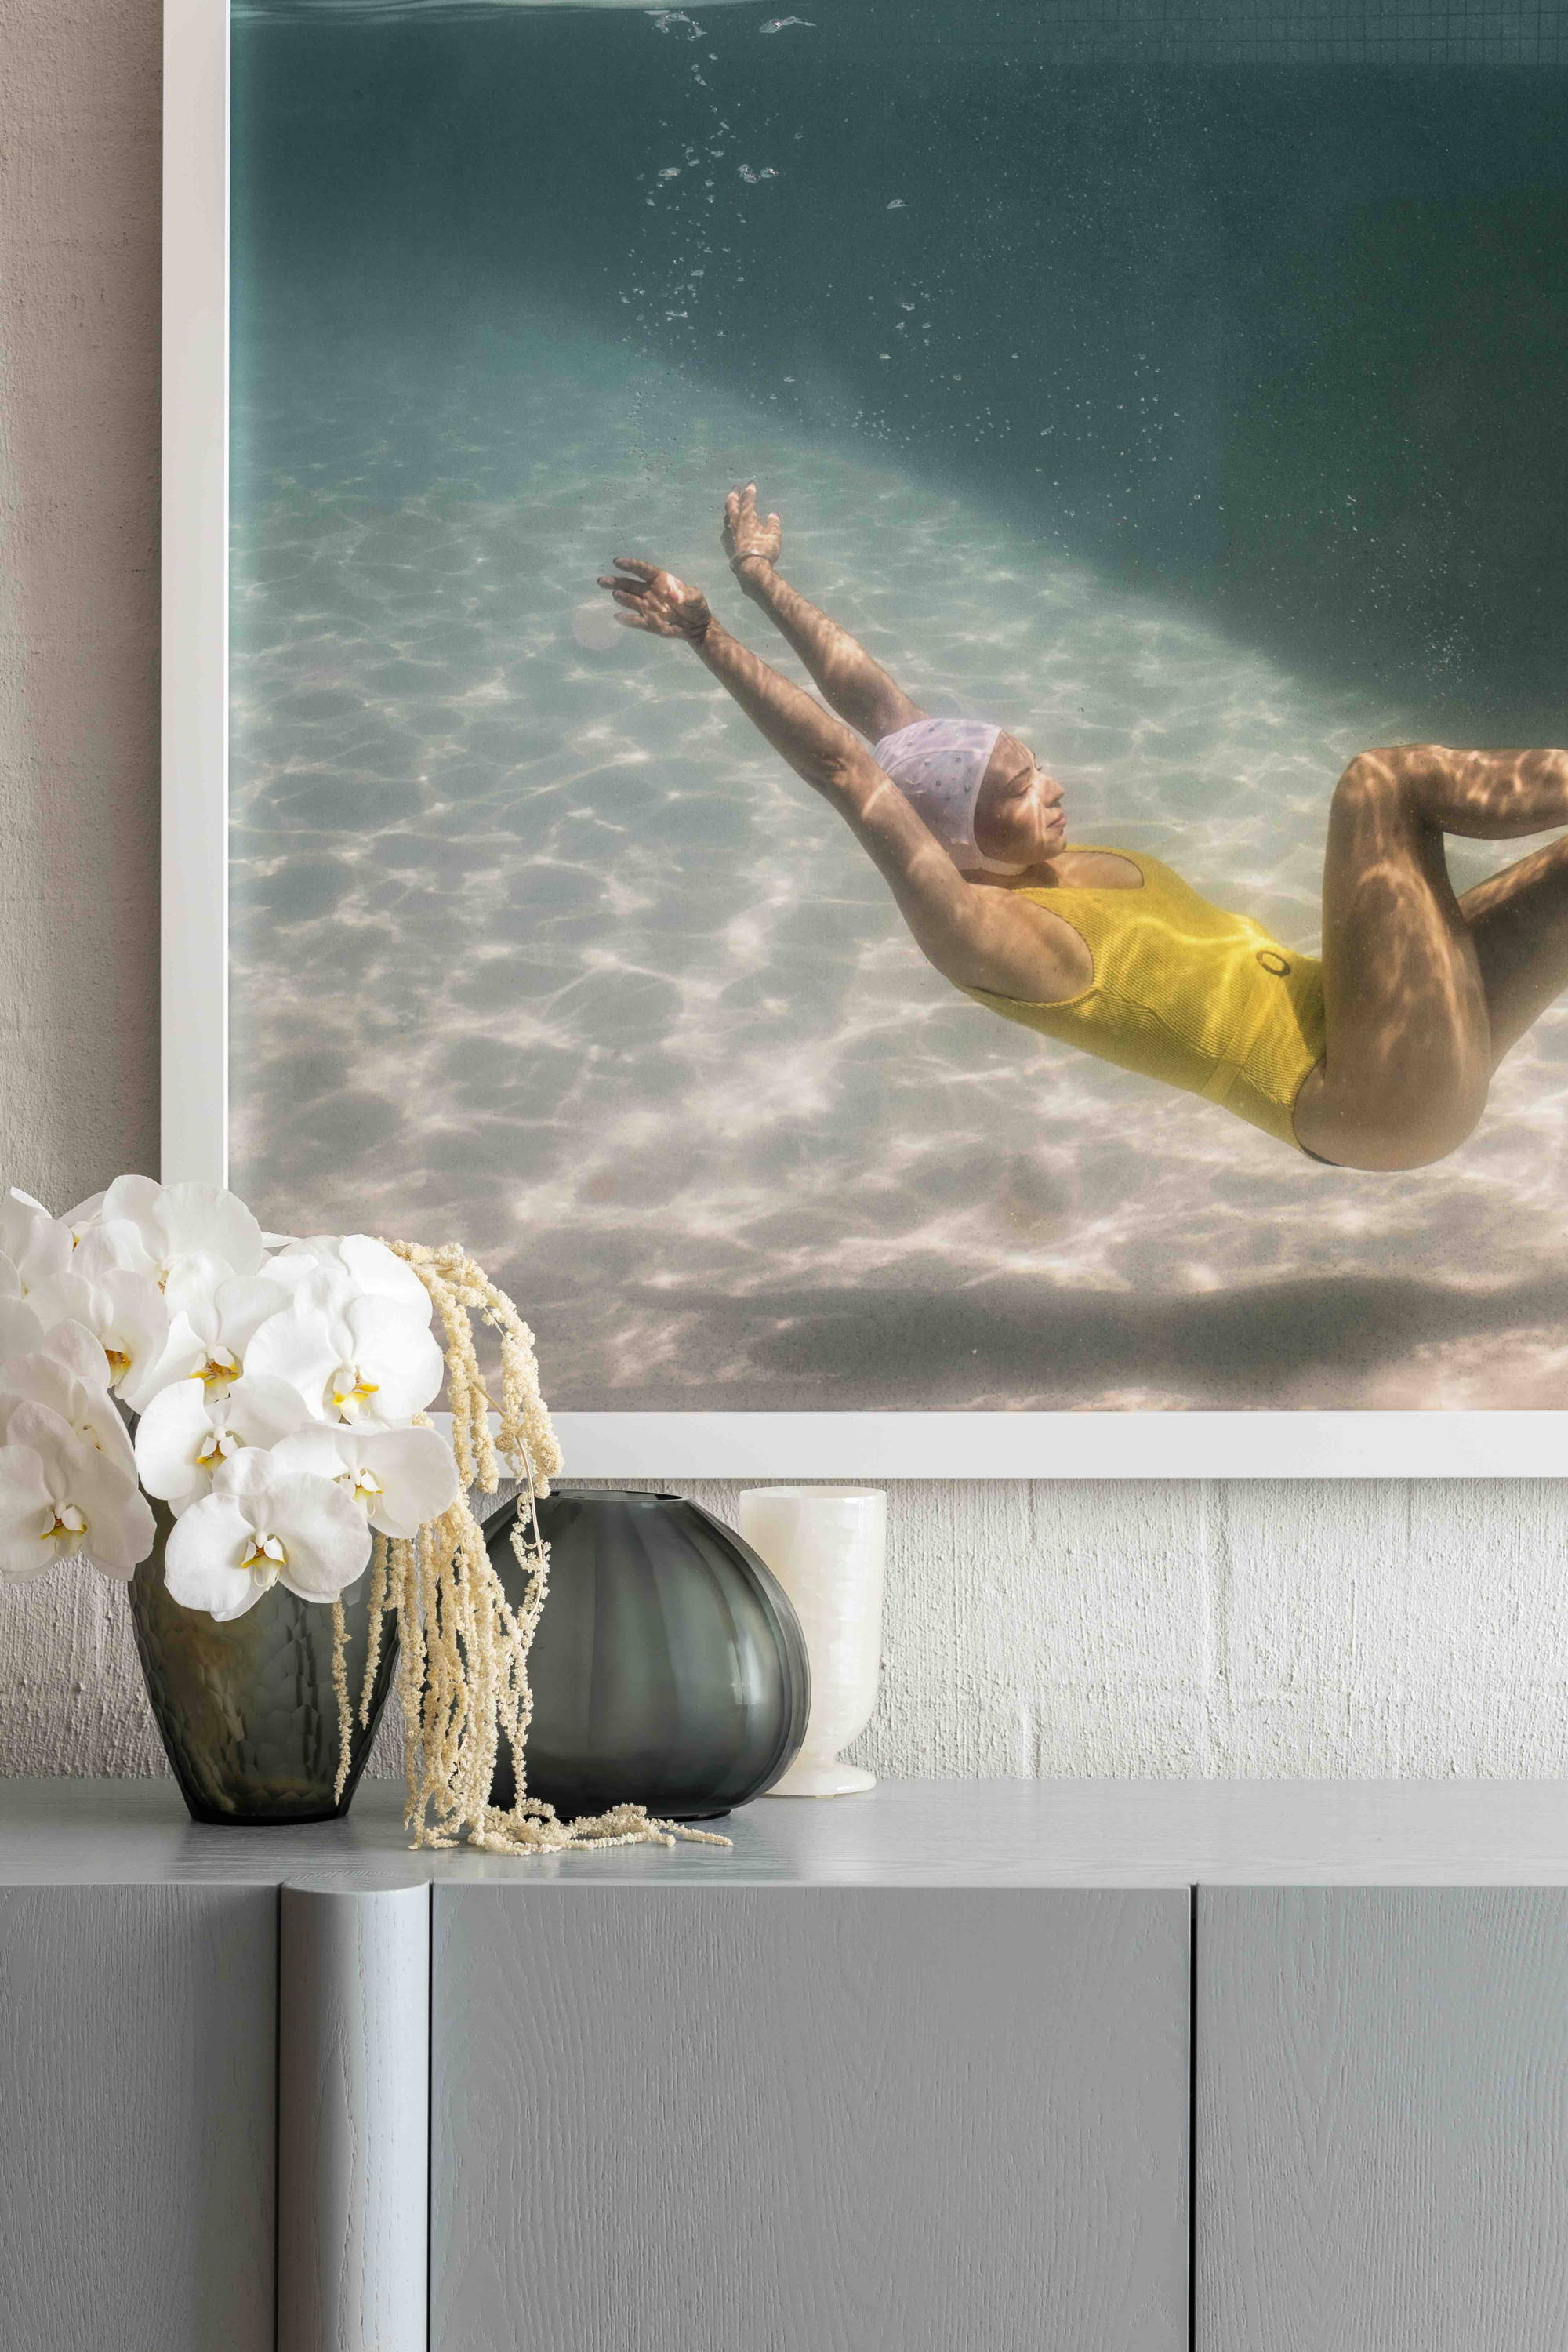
[597,484,1568,1171]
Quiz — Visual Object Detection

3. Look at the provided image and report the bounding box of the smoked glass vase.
[485,1486,809,1822]
[128,1508,397,1826]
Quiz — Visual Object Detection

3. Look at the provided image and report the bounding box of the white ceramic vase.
[738,1486,887,1798]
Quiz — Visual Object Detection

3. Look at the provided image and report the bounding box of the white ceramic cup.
[738,1486,887,1798]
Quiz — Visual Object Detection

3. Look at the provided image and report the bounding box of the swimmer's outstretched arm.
[597,557,1078,1004]
[723,483,924,742]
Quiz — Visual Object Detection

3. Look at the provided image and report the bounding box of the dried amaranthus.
[329,1241,727,1857]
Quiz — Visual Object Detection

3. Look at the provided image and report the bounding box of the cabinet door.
[434,1886,1189,2352]
[0,1885,276,2352]
[1196,1886,1568,2352]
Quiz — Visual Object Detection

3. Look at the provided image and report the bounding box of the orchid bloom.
[266,1234,434,1323]
[248,1277,445,1426]
[67,1218,165,1288]
[163,1446,371,1621]
[135,1372,315,1515]
[24,1258,182,1413]
[0,1400,155,1581]
[31,1316,117,1388]
[61,1189,105,1240]
[0,1171,477,1623]
[0,1337,138,1484]
[90,1175,267,1283]
[0,1258,45,1360]
[0,1191,72,1297]
[158,1256,292,1396]
[268,1421,459,1539]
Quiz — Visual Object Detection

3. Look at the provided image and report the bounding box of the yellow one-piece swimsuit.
[960,845,1327,1153]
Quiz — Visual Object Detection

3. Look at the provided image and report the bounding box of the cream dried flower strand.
[330,1241,728,1857]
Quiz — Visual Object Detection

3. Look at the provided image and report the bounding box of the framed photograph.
[164,0,1568,1475]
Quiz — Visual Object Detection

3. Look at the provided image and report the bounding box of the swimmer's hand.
[724,481,782,575]
[597,558,713,643]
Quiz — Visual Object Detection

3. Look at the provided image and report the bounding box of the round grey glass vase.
[486,1487,809,1822]
[129,1506,397,1826]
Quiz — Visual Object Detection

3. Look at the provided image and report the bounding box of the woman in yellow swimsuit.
[599,485,1568,1174]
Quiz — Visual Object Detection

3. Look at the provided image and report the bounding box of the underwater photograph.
[229,0,1568,1412]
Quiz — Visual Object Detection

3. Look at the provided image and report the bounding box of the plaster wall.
[2,0,1565,1783]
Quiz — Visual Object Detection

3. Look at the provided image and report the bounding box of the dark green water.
[237,4,1568,731]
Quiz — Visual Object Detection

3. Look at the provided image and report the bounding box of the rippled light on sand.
[230,325,1568,1410]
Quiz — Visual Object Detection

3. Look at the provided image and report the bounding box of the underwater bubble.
[571,601,626,655]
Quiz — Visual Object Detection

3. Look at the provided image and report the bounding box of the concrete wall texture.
[2,0,1566,1784]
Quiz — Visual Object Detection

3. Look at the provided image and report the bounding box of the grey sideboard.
[5,1779,1568,2351]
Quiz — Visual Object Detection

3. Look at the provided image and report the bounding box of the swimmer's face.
[974,733,1066,866]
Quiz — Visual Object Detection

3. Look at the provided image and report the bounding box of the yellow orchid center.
[42,1504,87,1542]
[240,1532,287,1588]
[195,1427,240,1472]
[198,1348,241,1387]
[330,1365,380,1417]
[103,1347,131,1381]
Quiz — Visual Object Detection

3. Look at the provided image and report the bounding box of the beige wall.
[0,2,163,1772]
[3,0,1566,1783]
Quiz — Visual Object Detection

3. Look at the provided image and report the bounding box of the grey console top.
[2,1774,1567,1887]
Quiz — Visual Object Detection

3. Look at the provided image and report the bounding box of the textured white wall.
[561,1477,1568,1781]
[2,0,1566,1784]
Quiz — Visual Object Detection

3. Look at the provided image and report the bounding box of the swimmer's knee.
[1331,749,1417,825]
[1332,1093,1486,1172]
[1334,746,1461,833]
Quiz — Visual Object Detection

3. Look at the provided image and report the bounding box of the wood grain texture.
[1197,1886,1568,2352]
[0,1883,275,2352]
[279,1880,431,2352]
[432,1885,1189,2352]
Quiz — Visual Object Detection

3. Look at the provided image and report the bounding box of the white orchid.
[67,1217,164,1287]
[135,1372,314,1515]
[0,1190,72,1295]
[159,1255,292,1395]
[27,1317,116,1391]
[268,1421,459,1539]
[0,1173,474,1626]
[61,1189,105,1238]
[265,1234,434,1323]
[0,1400,154,1582]
[25,1258,182,1413]
[0,1336,137,1483]
[88,1174,267,1283]
[249,1279,445,1426]
[69,1214,249,1308]
[0,1258,45,1359]
[163,1446,371,1621]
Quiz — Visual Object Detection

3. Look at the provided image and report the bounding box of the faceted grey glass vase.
[486,1486,809,1822]
[129,1508,397,1826]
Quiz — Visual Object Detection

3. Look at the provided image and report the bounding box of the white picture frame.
[162,0,1565,1479]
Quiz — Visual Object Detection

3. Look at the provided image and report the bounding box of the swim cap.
[871,717,1026,873]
